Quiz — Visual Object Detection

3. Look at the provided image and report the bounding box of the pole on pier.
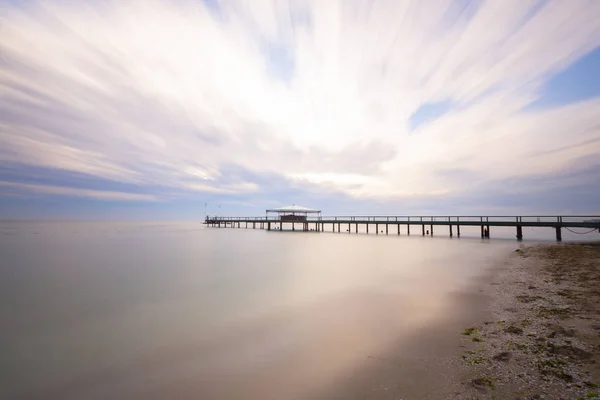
[556,226,562,242]
[449,225,453,237]
[480,225,484,238]
[516,225,523,241]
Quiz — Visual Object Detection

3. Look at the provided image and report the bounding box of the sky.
[1,0,599,219]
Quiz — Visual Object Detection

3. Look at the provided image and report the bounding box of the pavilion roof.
[266,205,321,214]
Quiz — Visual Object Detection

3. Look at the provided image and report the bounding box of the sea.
[1,221,596,399]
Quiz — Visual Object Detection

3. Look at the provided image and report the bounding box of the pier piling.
[206,214,600,243]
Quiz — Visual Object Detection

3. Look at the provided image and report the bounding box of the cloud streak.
[0,181,157,202]
[1,0,599,213]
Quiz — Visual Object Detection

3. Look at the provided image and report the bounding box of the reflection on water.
[1,221,520,399]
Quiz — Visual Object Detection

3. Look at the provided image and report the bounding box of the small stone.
[506,326,524,335]
[492,351,512,362]
[471,378,491,392]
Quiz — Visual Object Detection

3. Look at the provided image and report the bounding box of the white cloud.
[1,0,599,202]
[0,181,157,201]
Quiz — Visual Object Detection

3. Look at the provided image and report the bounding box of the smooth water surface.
[1,221,521,399]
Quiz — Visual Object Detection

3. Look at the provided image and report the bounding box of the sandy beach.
[452,243,600,400]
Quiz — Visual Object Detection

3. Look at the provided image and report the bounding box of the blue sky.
[1,0,599,219]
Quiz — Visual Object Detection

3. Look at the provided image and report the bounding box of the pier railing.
[206,215,600,224]
[205,215,600,241]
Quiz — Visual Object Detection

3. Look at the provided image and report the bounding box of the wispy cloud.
[0,181,157,202]
[1,0,599,213]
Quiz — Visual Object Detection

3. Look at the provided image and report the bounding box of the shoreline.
[453,242,600,399]
[315,242,600,400]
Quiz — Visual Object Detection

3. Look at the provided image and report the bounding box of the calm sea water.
[0,221,586,399]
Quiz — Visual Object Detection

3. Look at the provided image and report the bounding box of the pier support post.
[268,222,271,231]
[516,225,523,240]
[486,226,490,238]
[556,226,562,242]
[292,223,295,231]
[386,224,388,235]
[338,223,340,233]
[430,225,433,236]
[356,223,358,234]
[449,225,453,237]
[367,224,369,234]
[481,225,484,238]
[457,225,460,237]
[376,224,379,234]
[280,222,283,231]
[407,224,410,235]
[398,223,400,235]
[349,223,351,233]
[422,224,425,236]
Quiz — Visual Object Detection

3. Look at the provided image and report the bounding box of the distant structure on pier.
[266,205,321,222]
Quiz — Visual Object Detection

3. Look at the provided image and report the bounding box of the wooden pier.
[204,215,600,242]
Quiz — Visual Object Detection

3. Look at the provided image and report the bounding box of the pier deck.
[205,215,600,241]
